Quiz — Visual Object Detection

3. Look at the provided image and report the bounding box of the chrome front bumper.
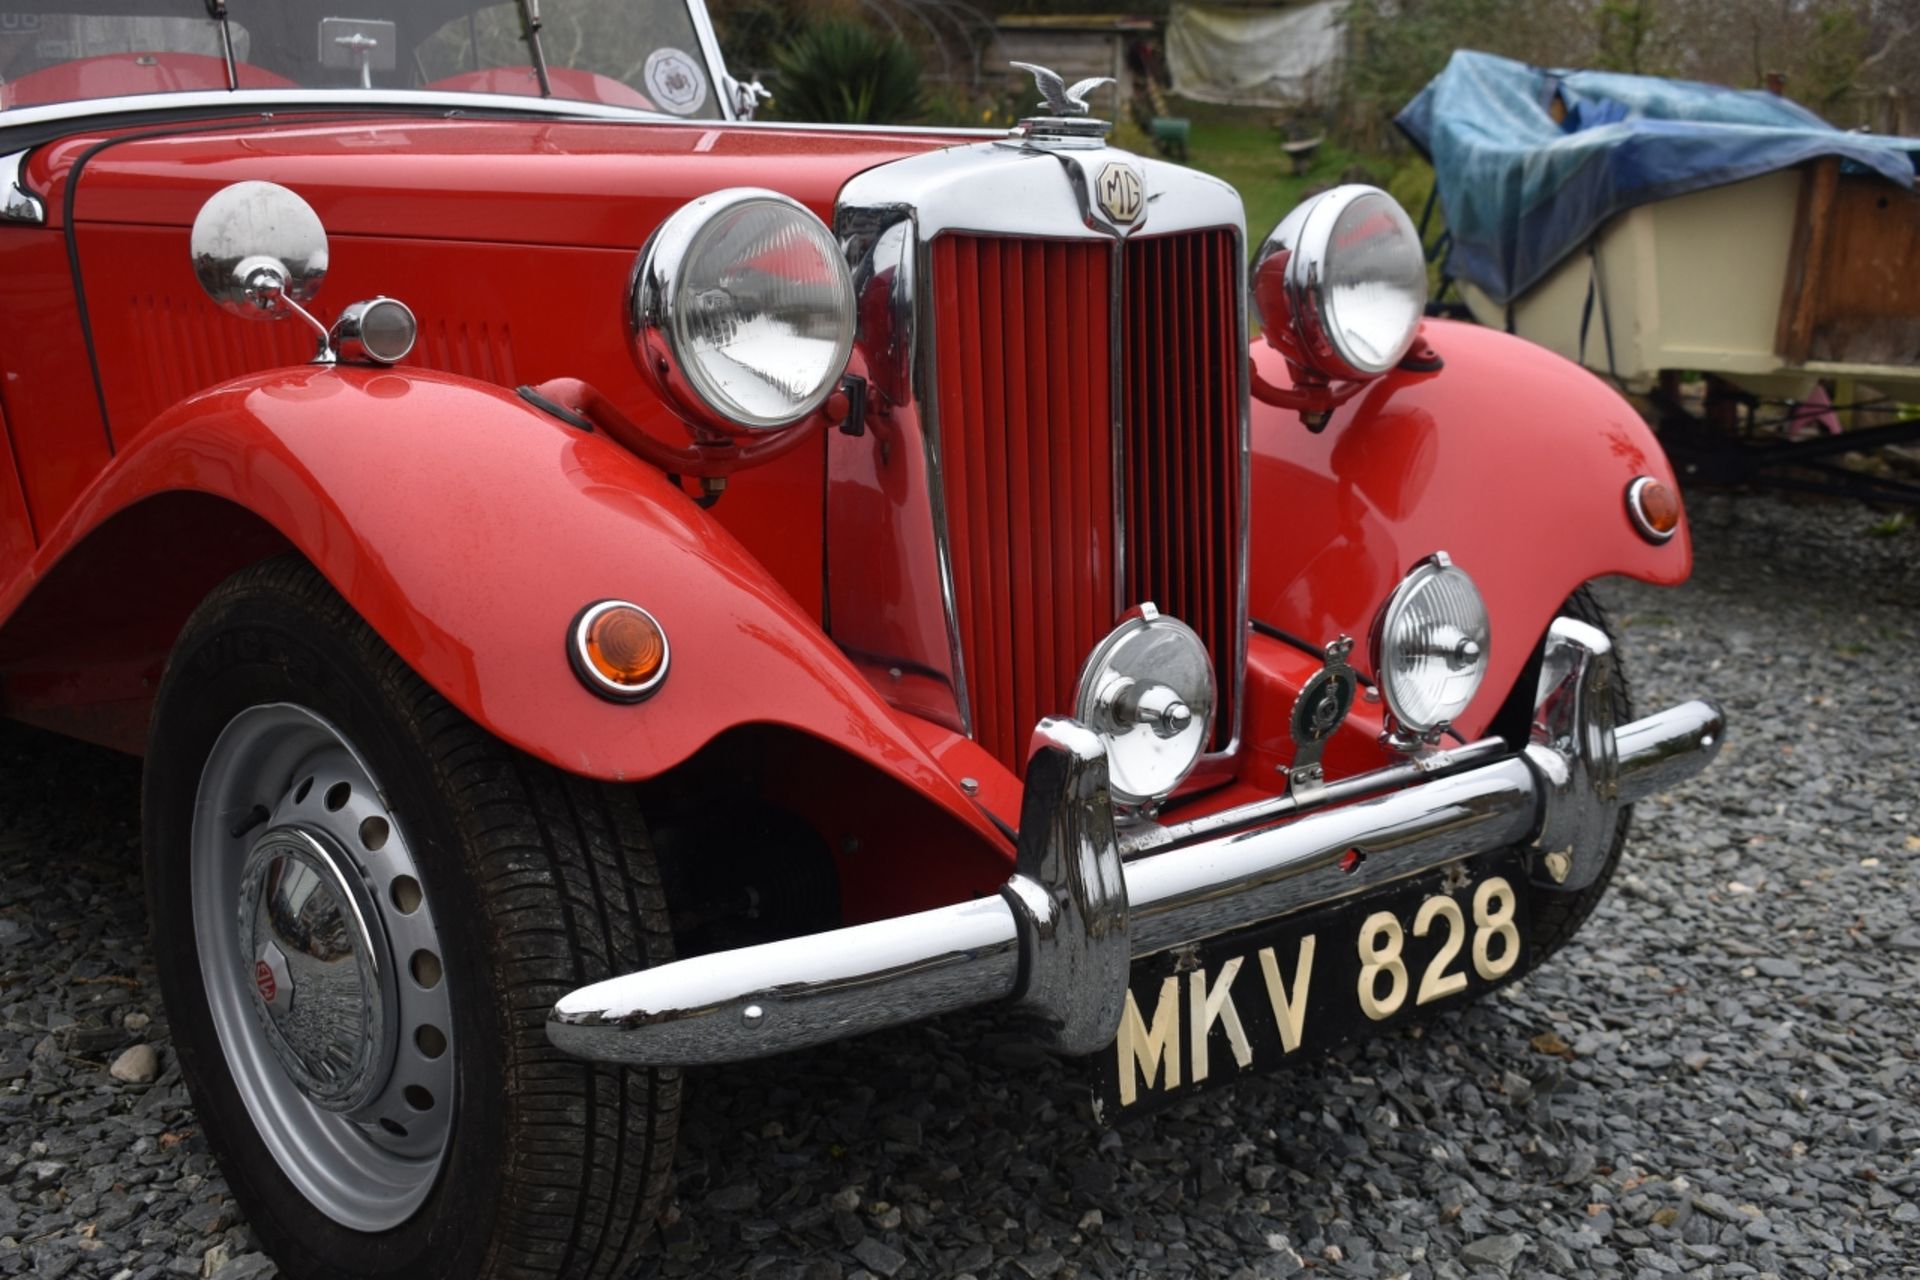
[548,619,1724,1066]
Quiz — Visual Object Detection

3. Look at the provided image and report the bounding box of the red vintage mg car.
[0,3,1723,1277]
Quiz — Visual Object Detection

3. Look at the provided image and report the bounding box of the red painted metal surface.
[0,395,34,569]
[11,117,962,621]
[1121,229,1242,749]
[0,104,1697,917]
[932,234,1114,771]
[25,117,953,239]
[0,229,114,533]
[1249,318,1692,741]
[0,362,1008,853]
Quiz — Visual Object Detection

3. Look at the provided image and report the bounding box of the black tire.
[143,555,679,1280]
[1524,585,1634,964]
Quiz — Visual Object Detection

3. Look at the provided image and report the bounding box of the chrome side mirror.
[190,180,329,322]
[190,181,417,366]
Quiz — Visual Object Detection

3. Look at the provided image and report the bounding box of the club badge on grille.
[1097,162,1144,224]
[1285,635,1358,802]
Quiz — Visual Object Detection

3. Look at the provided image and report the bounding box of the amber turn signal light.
[1625,476,1680,544]
[569,601,670,702]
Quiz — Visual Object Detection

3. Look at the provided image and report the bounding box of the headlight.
[630,188,855,435]
[1252,185,1427,381]
[1075,605,1215,806]
[1372,552,1489,740]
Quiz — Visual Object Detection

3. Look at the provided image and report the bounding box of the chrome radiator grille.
[929,229,1243,772]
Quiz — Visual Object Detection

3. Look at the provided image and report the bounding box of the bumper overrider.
[547,619,1723,1065]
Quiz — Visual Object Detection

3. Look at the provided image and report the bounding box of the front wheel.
[144,557,678,1280]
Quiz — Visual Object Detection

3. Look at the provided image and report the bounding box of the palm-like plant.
[770,20,924,125]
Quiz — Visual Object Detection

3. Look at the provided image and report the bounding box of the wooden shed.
[986,16,1158,118]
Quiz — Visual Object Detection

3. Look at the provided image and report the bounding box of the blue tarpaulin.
[1396,50,1920,305]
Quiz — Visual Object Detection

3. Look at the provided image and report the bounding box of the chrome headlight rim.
[629,187,856,436]
[1370,551,1491,740]
[1253,184,1427,382]
[1074,604,1216,807]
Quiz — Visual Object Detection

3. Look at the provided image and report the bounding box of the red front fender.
[1250,319,1690,739]
[13,364,1003,849]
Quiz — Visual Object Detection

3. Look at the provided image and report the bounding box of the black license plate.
[1094,851,1529,1121]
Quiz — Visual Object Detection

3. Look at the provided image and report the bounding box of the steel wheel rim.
[191,703,456,1231]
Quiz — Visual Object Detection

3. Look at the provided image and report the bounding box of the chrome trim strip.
[1110,241,1127,619]
[2,150,44,224]
[830,204,971,733]
[0,90,1007,137]
[0,90,675,131]
[913,226,974,734]
[548,679,1726,1066]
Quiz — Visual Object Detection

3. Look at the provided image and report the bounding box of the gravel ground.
[3,488,1918,1280]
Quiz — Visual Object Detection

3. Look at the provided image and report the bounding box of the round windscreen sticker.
[644,48,708,116]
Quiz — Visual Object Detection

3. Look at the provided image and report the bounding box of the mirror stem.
[264,284,335,362]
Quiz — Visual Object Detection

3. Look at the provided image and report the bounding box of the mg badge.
[254,939,291,1012]
[1097,162,1144,225]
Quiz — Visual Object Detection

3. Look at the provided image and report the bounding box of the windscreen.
[0,1,724,117]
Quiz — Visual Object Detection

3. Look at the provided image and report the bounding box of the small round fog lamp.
[570,601,669,702]
[1371,552,1490,740]
[1074,605,1215,805]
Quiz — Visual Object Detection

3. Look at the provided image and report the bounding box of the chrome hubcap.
[239,826,394,1111]
[192,704,456,1231]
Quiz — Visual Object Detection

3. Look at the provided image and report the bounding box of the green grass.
[1117,96,1438,265]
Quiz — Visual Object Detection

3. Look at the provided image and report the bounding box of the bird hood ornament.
[1011,61,1113,118]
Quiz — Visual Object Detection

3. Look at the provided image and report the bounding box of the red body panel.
[0,228,114,531]
[26,118,949,242]
[12,117,961,620]
[2,362,1007,858]
[0,107,1693,913]
[1249,319,1691,740]
[0,393,33,564]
